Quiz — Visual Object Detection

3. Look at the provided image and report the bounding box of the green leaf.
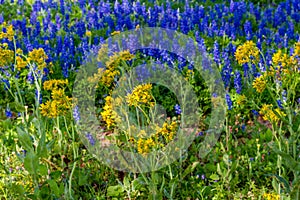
[24,151,39,175]
[291,180,300,199]
[17,127,34,153]
[38,164,48,176]
[123,176,130,189]
[269,142,300,172]
[106,185,124,197]
[265,174,291,193]
[210,174,219,181]
[78,172,88,186]
[10,102,26,112]
[47,179,60,197]
[182,162,199,179]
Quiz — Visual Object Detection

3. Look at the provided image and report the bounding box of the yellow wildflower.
[43,79,68,91]
[135,24,140,31]
[28,48,48,70]
[6,25,14,41]
[85,30,92,37]
[40,89,72,118]
[253,73,267,93]
[111,31,120,36]
[98,50,134,87]
[100,96,121,129]
[137,137,155,155]
[16,48,23,55]
[0,46,14,67]
[259,104,286,123]
[294,42,300,57]
[235,41,260,65]
[0,23,14,41]
[16,56,27,70]
[262,193,280,200]
[88,68,105,85]
[126,83,154,107]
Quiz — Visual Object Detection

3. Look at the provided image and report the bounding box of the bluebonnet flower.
[213,41,221,66]
[226,93,233,110]
[252,110,259,116]
[243,63,249,78]
[277,100,283,109]
[198,131,204,136]
[174,104,181,115]
[234,71,242,94]
[59,0,65,15]
[282,90,287,103]
[250,157,254,162]
[287,21,294,40]
[244,20,252,40]
[5,107,13,118]
[73,105,80,124]
[241,124,246,132]
[201,174,206,180]
[85,133,95,146]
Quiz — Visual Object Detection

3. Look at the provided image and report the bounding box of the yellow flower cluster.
[0,22,14,41]
[88,68,105,86]
[99,48,134,87]
[259,104,286,124]
[100,96,121,129]
[40,79,72,118]
[272,50,297,73]
[16,55,27,70]
[137,119,178,155]
[235,40,260,65]
[137,137,156,155]
[0,43,14,67]
[126,83,155,107]
[262,193,280,200]
[155,120,178,142]
[28,48,48,70]
[252,73,267,93]
[43,79,69,91]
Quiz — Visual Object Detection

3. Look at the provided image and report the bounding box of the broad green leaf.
[38,164,48,176]
[269,142,300,172]
[24,151,39,175]
[78,172,88,186]
[210,174,219,181]
[47,179,60,197]
[17,127,34,153]
[106,185,124,197]
[265,174,291,193]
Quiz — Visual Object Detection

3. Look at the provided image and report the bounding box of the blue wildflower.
[234,71,242,94]
[252,110,259,116]
[85,133,95,146]
[277,100,283,109]
[5,107,13,118]
[73,106,80,124]
[174,104,181,115]
[225,93,233,110]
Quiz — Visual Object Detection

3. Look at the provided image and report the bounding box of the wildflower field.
[0,0,300,199]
